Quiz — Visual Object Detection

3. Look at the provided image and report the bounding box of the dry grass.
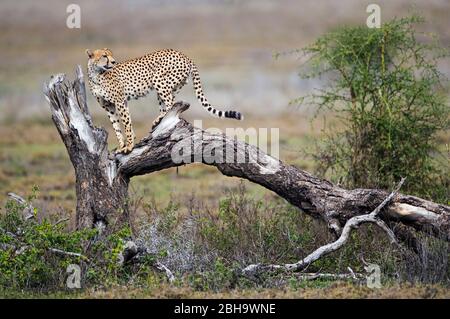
[81,283,450,299]
[3,282,449,299]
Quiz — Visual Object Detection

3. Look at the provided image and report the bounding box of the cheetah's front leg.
[99,99,126,151]
[157,95,166,113]
[116,101,135,154]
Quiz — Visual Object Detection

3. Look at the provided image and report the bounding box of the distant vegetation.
[297,15,449,203]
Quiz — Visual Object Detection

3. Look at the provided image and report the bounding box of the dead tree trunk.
[43,69,130,233]
[43,67,450,242]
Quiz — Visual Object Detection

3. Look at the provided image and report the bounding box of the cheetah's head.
[86,48,116,73]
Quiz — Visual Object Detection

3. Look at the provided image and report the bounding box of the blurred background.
[0,0,449,220]
[1,0,449,120]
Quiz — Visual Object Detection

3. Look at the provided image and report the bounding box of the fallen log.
[42,66,449,242]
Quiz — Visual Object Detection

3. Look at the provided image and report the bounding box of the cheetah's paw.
[115,144,134,155]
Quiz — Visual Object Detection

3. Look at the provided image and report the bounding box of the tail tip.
[224,110,244,120]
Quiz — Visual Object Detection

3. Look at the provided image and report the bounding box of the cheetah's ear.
[86,49,94,58]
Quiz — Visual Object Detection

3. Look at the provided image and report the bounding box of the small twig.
[347,267,357,280]
[372,218,400,246]
[154,261,176,283]
[295,272,364,281]
[369,178,405,218]
[116,240,176,283]
[7,192,27,205]
[7,192,35,220]
[53,217,70,226]
[48,247,90,261]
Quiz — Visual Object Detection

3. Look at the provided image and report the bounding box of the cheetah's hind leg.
[157,95,166,113]
[152,91,174,130]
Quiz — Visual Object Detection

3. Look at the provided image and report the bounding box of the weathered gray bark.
[43,67,450,241]
[243,179,405,276]
[44,68,129,233]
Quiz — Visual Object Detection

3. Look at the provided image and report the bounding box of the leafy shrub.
[2,186,447,293]
[0,189,95,289]
[140,183,317,265]
[0,188,139,290]
[85,226,133,286]
[196,183,315,266]
[296,15,449,202]
[137,199,217,275]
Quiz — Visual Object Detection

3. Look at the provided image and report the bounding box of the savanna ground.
[2,104,449,299]
[0,0,449,298]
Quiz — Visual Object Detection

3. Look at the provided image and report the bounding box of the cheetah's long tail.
[191,64,243,120]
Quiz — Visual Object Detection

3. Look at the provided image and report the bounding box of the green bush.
[196,183,316,266]
[138,183,320,290]
[3,186,446,293]
[296,15,449,202]
[85,226,133,285]
[0,188,141,291]
[0,189,95,289]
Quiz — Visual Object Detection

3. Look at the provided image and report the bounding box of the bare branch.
[154,261,176,283]
[369,178,405,217]
[0,239,89,262]
[242,179,406,276]
[295,272,364,281]
[53,218,70,226]
[7,192,35,220]
[48,248,89,261]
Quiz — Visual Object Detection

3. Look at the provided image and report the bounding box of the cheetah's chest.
[93,85,104,97]
[89,81,108,99]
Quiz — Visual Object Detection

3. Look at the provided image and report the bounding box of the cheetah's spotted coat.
[86,48,242,153]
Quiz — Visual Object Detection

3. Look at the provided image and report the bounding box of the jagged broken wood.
[42,67,450,275]
[7,192,35,221]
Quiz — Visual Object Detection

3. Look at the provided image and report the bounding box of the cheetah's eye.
[102,54,107,58]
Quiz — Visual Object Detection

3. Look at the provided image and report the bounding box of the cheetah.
[86,48,243,154]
